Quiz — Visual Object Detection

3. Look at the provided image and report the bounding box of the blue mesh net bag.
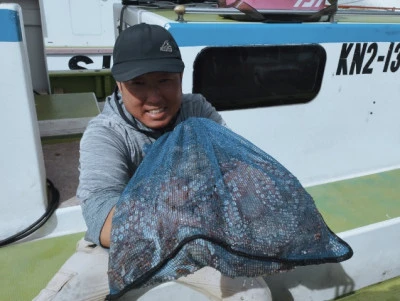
[107,117,353,299]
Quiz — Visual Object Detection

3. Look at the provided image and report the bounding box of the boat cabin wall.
[122,7,400,187]
[184,43,399,187]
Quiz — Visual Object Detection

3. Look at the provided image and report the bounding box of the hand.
[100,206,115,248]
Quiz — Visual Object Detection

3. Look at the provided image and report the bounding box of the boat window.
[192,45,326,111]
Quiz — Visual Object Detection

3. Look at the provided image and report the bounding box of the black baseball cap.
[111,23,185,82]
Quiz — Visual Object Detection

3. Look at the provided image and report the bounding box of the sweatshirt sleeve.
[77,122,133,245]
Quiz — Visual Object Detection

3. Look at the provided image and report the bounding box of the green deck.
[1,168,399,300]
[338,277,400,301]
[35,93,100,121]
[1,233,84,301]
[34,92,100,137]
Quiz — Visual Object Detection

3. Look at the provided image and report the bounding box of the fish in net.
[107,117,353,299]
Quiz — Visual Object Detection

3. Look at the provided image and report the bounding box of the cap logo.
[160,40,173,53]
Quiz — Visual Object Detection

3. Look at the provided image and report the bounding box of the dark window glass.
[193,45,326,111]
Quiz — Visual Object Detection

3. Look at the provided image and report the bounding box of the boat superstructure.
[37,0,400,71]
[0,1,400,300]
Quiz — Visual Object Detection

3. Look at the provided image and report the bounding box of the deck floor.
[41,101,105,207]
[43,139,80,207]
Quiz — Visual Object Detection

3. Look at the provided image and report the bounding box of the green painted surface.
[335,15,400,24]
[35,93,100,121]
[49,70,112,78]
[337,277,400,301]
[147,8,235,22]
[49,70,116,100]
[41,134,83,145]
[307,169,400,233]
[149,8,400,24]
[0,233,85,301]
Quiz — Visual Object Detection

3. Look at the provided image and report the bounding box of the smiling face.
[117,72,183,129]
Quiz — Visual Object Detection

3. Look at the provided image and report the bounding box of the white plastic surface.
[0,3,47,240]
